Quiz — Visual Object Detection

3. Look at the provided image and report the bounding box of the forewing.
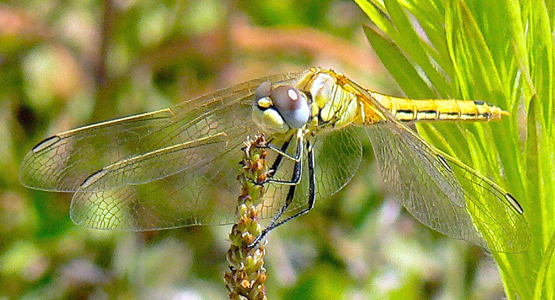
[70,133,245,230]
[19,73,299,192]
[366,120,529,252]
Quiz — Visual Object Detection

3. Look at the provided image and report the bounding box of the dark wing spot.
[504,193,524,214]
[32,135,61,152]
[437,154,453,172]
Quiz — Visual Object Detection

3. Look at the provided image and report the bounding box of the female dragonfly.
[20,67,530,252]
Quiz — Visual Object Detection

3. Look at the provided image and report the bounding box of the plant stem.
[224,134,269,300]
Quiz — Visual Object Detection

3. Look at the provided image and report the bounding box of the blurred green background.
[0,0,514,299]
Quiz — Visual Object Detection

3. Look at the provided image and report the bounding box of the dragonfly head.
[252,81,311,134]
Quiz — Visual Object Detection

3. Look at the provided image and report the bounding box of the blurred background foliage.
[0,0,544,299]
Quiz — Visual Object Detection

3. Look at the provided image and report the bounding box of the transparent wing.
[334,76,530,252]
[70,134,244,229]
[20,72,303,230]
[311,127,363,203]
[68,120,363,231]
[19,73,299,192]
[366,120,530,252]
[258,127,363,221]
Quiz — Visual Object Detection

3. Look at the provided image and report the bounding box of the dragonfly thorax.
[297,68,361,131]
[252,81,311,135]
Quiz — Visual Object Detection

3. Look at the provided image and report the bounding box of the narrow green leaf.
[354,0,396,36]
[362,25,433,97]
[533,230,555,300]
[383,0,450,94]
[525,96,540,214]
[528,0,554,133]
[403,0,453,75]
[446,1,505,102]
[507,0,535,98]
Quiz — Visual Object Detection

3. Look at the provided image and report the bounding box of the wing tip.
[18,154,46,191]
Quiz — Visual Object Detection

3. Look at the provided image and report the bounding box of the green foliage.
[355,0,555,299]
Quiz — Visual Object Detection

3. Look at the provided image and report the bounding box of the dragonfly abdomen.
[372,93,509,122]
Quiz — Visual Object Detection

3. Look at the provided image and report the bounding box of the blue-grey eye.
[270,85,310,128]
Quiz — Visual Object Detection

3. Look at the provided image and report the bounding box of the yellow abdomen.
[369,93,509,122]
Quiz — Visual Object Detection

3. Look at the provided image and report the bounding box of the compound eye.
[254,81,272,108]
[270,85,310,128]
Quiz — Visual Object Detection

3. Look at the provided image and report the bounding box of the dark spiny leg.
[261,133,304,186]
[264,140,315,229]
[249,140,315,247]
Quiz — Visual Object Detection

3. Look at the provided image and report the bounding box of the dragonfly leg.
[261,141,301,162]
[264,135,303,186]
[256,130,304,186]
[249,140,316,247]
[266,139,290,178]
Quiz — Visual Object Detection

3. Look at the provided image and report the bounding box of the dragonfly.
[20,67,530,252]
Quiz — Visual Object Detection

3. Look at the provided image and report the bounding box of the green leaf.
[363,25,433,97]
[533,230,555,300]
[383,0,450,94]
